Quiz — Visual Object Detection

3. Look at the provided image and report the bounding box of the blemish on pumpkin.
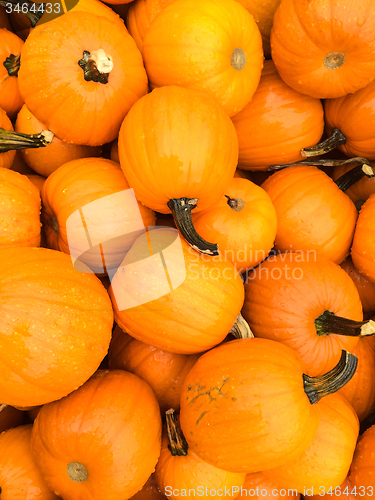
[188,377,229,405]
[231,397,238,402]
[196,410,209,425]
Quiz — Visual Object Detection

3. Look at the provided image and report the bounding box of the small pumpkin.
[0,28,23,118]
[239,472,301,499]
[142,0,263,117]
[340,258,375,314]
[349,424,375,498]
[31,370,162,500]
[0,404,24,433]
[351,194,375,283]
[108,325,200,413]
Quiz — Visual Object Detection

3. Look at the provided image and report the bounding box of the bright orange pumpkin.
[271,0,375,99]
[341,258,375,314]
[351,194,375,283]
[349,425,375,498]
[0,404,24,433]
[108,326,200,413]
[0,28,23,118]
[0,247,113,407]
[18,11,148,146]
[142,0,263,117]
[231,60,324,170]
[239,472,300,499]
[31,370,162,500]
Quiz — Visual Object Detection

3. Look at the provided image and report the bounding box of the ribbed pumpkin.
[18,11,148,146]
[351,194,375,283]
[142,0,263,117]
[271,0,375,99]
[0,424,60,499]
[108,326,200,413]
[0,404,24,433]
[31,370,162,500]
[0,247,113,407]
[0,28,23,118]
[349,425,375,498]
[110,228,245,354]
[340,258,375,314]
[231,60,324,170]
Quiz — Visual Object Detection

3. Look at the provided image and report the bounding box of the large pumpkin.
[31,370,162,500]
[0,247,113,407]
[351,194,375,283]
[142,0,263,117]
[0,28,23,118]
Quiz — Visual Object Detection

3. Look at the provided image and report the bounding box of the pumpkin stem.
[335,163,375,192]
[0,128,54,153]
[315,310,375,337]
[51,214,59,235]
[225,195,245,212]
[167,198,219,255]
[0,405,6,413]
[268,156,371,172]
[78,49,113,84]
[166,408,188,457]
[324,52,345,70]
[230,313,254,339]
[304,350,357,404]
[3,53,21,77]
[300,128,347,158]
[0,0,44,27]
[231,48,246,71]
[67,462,88,482]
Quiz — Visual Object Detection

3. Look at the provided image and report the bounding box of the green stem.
[3,53,21,77]
[0,128,54,153]
[301,128,347,157]
[166,409,188,457]
[335,164,375,192]
[315,310,375,337]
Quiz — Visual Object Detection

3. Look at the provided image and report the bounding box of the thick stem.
[303,350,358,404]
[315,310,375,337]
[167,198,219,255]
[225,195,245,212]
[268,156,371,172]
[335,164,375,192]
[78,49,113,84]
[230,313,254,339]
[300,128,347,158]
[67,462,88,482]
[0,0,44,27]
[0,128,54,153]
[3,53,21,77]
[166,409,188,457]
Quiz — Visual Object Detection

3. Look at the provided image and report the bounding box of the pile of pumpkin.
[1,0,375,497]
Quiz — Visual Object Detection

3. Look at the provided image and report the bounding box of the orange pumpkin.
[142,0,263,117]
[26,174,46,193]
[130,474,166,500]
[10,150,35,175]
[349,425,375,498]
[118,85,238,255]
[0,424,60,499]
[15,105,102,177]
[155,409,246,498]
[191,177,277,272]
[110,227,245,354]
[0,106,16,168]
[0,28,23,118]
[0,404,24,433]
[333,163,375,207]
[41,157,155,274]
[305,477,357,500]
[341,258,375,314]
[18,11,148,146]
[0,247,113,407]
[261,166,358,264]
[180,338,357,473]
[242,253,368,376]
[351,194,375,283]
[239,472,300,499]
[0,168,41,248]
[108,326,200,413]
[31,370,162,500]
[271,0,375,99]
[264,394,359,492]
[231,60,324,170]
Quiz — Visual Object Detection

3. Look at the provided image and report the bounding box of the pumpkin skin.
[340,258,375,314]
[118,86,238,215]
[0,424,60,500]
[264,394,359,492]
[231,60,324,170]
[349,425,375,498]
[271,0,375,99]
[27,174,46,193]
[15,105,102,177]
[0,247,113,407]
[0,29,23,118]
[0,106,16,169]
[31,370,162,500]
[41,157,155,274]
[130,474,166,500]
[191,177,277,273]
[239,472,300,499]
[108,325,200,413]
[261,166,358,264]
[18,11,148,146]
[142,0,263,117]
[0,168,41,248]
[0,405,24,433]
[180,338,321,473]
[110,228,245,354]
[351,194,375,283]
[242,253,363,376]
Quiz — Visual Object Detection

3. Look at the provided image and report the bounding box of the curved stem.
[301,128,347,158]
[230,313,254,339]
[166,409,188,457]
[225,195,245,212]
[303,350,357,404]
[0,128,54,153]
[315,310,375,337]
[67,462,88,482]
[3,53,21,77]
[78,50,113,84]
[335,164,375,192]
[0,0,44,27]
[268,156,371,172]
[167,198,219,256]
